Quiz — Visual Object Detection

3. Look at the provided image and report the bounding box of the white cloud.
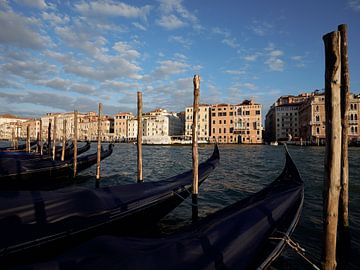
[249,20,273,36]
[113,41,141,60]
[75,1,151,20]
[348,0,360,11]
[291,55,306,68]
[169,35,192,48]
[153,60,189,78]
[265,45,285,71]
[243,54,259,61]
[265,57,284,71]
[42,11,70,26]
[157,0,201,30]
[0,10,49,49]
[17,0,47,9]
[212,27,239,49]
[156,14,185,30]
[224,70,246,75]
[132,22,147,31]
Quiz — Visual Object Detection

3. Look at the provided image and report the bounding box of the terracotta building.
[209,104,236,143]
[234,100,263,144]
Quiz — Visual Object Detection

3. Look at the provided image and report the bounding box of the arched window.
[315,115,320,122]
[316,105,319,112]
[355,114,358,121]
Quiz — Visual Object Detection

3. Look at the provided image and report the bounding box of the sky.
[0,0,360,118]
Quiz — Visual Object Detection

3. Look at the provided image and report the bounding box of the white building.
[184,105,210,141]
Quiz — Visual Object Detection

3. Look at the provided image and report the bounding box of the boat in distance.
[0,144,220,267]
[18,145,303,270]
[0,143,113,190]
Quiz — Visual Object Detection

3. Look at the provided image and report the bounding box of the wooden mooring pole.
[338,24,351,250]
[39,119,43,155]
[11,127,15,149]
[137,92,143,183]
[47,119,52,157]
[96,103,102,187]
[61,119,67,161]
[322,30,342,270]
[52,116,57,160]
[73,110,78,177]
[26,124,30,152]
[192,75,200,221]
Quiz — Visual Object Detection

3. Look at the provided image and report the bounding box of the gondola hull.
[0,144,113,190]
[14,145,303,270]
[0,145,219,267]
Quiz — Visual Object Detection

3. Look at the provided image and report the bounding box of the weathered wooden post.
[26,124,30,152]
[47,119,52,157]
[11,127,15,149]
[96,103,103,187]
[322,30,342,270]
[61,119,67,161]
[39,119,43,155]
[137,92,143,183]
[15,125,19,149]
[73,111,78,177]
[338,24,351,250]
[192,75,200,221]
[52,116,57,160]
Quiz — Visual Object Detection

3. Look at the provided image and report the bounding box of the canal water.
[1,142,360,269]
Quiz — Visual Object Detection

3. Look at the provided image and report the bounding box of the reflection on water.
[1,141,359,269]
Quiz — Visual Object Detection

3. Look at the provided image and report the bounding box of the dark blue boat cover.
[0,145,219,257]
[17,147,303,270]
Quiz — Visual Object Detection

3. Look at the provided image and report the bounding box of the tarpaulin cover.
[0,145,219,257]
[19,146,303,270]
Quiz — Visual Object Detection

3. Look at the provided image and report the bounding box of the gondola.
[0,141,90,161]
[0,141,38,152]
[16,145,303,270]
[0,144,219,267]
[0,144,114,190]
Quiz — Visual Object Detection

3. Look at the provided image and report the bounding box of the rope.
[269,233,320,270]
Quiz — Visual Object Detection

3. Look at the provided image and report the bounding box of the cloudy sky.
[0,0,360,118]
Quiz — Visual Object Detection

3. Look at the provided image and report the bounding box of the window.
[223,128,226,133]
[213,120,215,124]
[230,112,233,116]
[224,120,226,124]
[219,128,221,133]
[212,113,216,117]
[219,120,222,124]
[256,110,261,115]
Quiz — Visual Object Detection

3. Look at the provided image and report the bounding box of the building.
[234,100,263,144]
[209,104,235,143]
[185,105,210,141]
[114,112,134,141]
[0,114,29,140]
[265,93,312,142]
[299,92,360,144]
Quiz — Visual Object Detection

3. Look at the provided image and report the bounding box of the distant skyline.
[0,0,360,118]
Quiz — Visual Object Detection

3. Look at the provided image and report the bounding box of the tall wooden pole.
[73,111,78,177]
[39,119,43,155]
[26,124,30,152]
[61,119,67,161]
[137,92,143,183]
[47,119,52,157]
[15,125,19,150]
[322,31,342,270]
[192,75,200,221]
[11,127,15,149]
[96,103,103,186]
[52,116,57,160]
[338,24,350,249]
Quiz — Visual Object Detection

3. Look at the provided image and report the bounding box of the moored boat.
[0,144,219,267]
[0,144,113,190]
[16,145,303,270]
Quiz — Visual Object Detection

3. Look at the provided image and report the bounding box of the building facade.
[234,100,263,144]
[185,105,210,141]
[209,104,235,143]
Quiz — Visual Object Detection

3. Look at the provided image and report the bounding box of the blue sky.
[0,0,359,118]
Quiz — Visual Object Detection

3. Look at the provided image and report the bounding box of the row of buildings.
[0,100,263,144]
[2,90,359,145]
[265,91,360,144]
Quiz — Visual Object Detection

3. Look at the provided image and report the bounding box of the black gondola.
[0,141,90,160]
[0,144,113,190]
[0,141,38,152]
[17,145,303,270]
[0,144,219,267]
